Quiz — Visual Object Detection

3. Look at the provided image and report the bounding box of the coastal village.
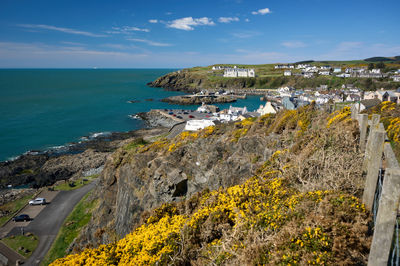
[151,63,400,132]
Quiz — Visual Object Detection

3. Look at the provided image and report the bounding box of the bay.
[0,69,263,161]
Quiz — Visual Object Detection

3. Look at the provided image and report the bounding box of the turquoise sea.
[0,69,263,161]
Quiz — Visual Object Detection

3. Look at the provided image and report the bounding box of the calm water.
[0,69,263,161]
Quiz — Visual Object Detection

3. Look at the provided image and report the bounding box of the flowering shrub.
[326,107,351,128]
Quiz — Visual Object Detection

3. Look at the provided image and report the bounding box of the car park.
[12,214,30,222]
[29,198,46,205]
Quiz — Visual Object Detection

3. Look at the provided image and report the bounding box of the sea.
[0,69,264,162]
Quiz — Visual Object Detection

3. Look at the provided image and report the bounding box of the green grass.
[1,234,39,258]
[0,193,35,226]
[41,191,98,266]
[52,174,99,191]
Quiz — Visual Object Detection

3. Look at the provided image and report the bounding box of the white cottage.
[185,120,215,131]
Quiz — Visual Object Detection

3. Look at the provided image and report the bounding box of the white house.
[371,69,381,74]
[257,102,277,115]
[333,68,342,73]
[278,86,295,97]
[392,76,400,82]
[223,68,255,78]
[319,71,331,76]
[185,120,215,131]
[228,105,248,115]
[284,70,292,76]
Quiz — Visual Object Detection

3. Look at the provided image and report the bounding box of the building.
[223,68,255,78]
[376,90,398,103]
[319,70,330,76]
[284,70,292,76]
[278,86,295,97]
[282,97,309,110]
[354,99,381,112]
[392,76,400,82]
[257,102,277,115]
[333,68,342,73]
[228,105,248,115]
[185,120,215,131]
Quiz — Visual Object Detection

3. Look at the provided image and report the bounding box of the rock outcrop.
[73,123,275,249]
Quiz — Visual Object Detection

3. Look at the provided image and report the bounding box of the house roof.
[361,99,381,109]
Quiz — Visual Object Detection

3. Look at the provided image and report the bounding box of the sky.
[0,0,399,68]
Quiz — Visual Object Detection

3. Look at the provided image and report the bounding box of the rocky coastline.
[161,94,237,105]
[0,127,169,190]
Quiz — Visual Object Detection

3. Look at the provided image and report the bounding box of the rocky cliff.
[69,105,370,266]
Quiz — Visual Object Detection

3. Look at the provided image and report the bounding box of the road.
[8,180,97,266]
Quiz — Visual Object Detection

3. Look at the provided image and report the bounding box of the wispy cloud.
[251,8,271,15]
[245,18,250,22]
[100,43,139,50]
[282,41,307,48]
[18,24,107,37]
[218,17,239,23]
[106,26,150,34]
[149,19,158,24]
[167,17,215,31]
[127,38,172,47]
[60,41,85,46]
[232,31,261,39]
[319,42,400,60]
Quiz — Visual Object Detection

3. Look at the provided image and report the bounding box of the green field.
[52,174,98,191]
[1,234,39,258]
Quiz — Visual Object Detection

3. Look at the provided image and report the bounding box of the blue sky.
[0,0,399,68]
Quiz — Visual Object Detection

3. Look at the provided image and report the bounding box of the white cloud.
[251,8,271,15]
[149,19,158,24]
[107,26,150,34]
[127,38,172,47]
[18,24,107,37]
[218,17,239,23]
[167,17,215,31]
[282,41,306,48]
[245,18,250,22]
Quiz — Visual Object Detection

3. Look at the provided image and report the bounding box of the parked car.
[168,112,174,115]
[183,112,188,114]
[177,116,183,119]
[12,214,30,222]
[29,198,46,205]
[188,115,195,118]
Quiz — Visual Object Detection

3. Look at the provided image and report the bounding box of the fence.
[351,105,400,266]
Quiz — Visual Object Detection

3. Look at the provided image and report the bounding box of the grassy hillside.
[50,105,373,265]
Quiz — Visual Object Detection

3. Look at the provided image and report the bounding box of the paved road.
[19,180,98,266]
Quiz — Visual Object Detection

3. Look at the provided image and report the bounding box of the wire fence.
[372,168,400,265]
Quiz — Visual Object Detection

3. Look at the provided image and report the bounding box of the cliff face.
[73,122,275,249]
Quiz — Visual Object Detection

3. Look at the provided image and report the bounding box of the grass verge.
[1,233,39,258]
[41,191,98,265]
[0,193,35,226]
[52,174,98,191]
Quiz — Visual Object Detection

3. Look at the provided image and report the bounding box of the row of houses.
[223,68,255,78]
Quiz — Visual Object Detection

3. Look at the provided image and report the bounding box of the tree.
[368,63,375,70]
[376,62,386,69]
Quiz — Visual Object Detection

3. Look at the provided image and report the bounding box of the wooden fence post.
[367,168,400,266]
[362,130,386,211]
[363,116,382,172]
[359,114,369,152]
